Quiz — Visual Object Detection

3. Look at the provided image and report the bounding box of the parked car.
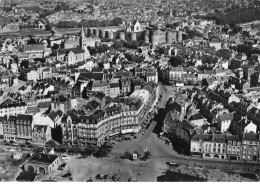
[61,155,69,160]
[166,161,179,167]
[111,141,117,144]
[12,143,18,146]
[9,140,14,144]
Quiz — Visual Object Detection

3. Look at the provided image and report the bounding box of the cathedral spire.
[81,25,86,39]
[170,9,173,17]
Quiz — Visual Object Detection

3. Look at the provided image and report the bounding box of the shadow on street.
[153,108,168,135]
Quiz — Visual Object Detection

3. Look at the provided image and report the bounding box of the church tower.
[80,25,88,49]
[170,9,173,17]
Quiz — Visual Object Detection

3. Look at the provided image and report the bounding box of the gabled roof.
[16,172,38,182]
[227,135,240,142]
[204,70,216,75]
[217,112,233,122]
[191,134,212,141]
[189,112,204,121]
[212,134,226,142]
[110,83,119,88]
[17,114,33,121]
[242,133,259,142]
[92,80,109,87]
[32,146,53,154]
[24,44,45,52]
[78,72,104,81]
[57,47,84,55]
[28,153,58,165]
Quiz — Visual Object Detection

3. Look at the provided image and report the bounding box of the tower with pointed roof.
[80,26,88,50]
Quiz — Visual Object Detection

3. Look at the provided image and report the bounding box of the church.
[80,26,101,48]
[56,26,92,66]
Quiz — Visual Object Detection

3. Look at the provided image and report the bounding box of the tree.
[20,60,29,69]
[143,151,151,159]
[45,139,59,148]
[168,56,183,67]
[55,21,78,28]
[55,146,67,153]
[97,44,110,53]
[122,151,132,159]
[45,24,52,30]
[93,143,112,158]
[157,11,165,17]
[111,17,123,26]
[112,40,123,49]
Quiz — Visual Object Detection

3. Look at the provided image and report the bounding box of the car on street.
[61,155,69,160]
[166,161,179,167]
[111,141,117,144]
[25,141,31,145]
[12,143,18,146]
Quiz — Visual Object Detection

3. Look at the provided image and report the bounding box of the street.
[111,82,260,172]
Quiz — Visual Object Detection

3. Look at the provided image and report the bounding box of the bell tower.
[80,25,87,49]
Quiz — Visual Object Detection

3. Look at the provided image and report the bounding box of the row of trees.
[52,142,113,158]
[55,17,123,28]
[195,8,260,25]
[121,150,151,161]
[124,53,145,63]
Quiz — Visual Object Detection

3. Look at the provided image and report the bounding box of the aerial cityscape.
[1,0,260,182]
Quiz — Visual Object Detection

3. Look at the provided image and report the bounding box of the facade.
[27,70,40,82]
[120,78,131,95]
[92,80,110,97]
[32,125,52,145]
[109,83,120,98]
[241,133,260,161]
[23,44,45,59]
[16,114,33,142]
[226,135,241,160]
[24,153,61,175]
[216,112,233,133]
[57,48,86,66]
[62,95,147,146]
[190,134,227,159]
[0,102,27,117]
[2,116,16,141]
